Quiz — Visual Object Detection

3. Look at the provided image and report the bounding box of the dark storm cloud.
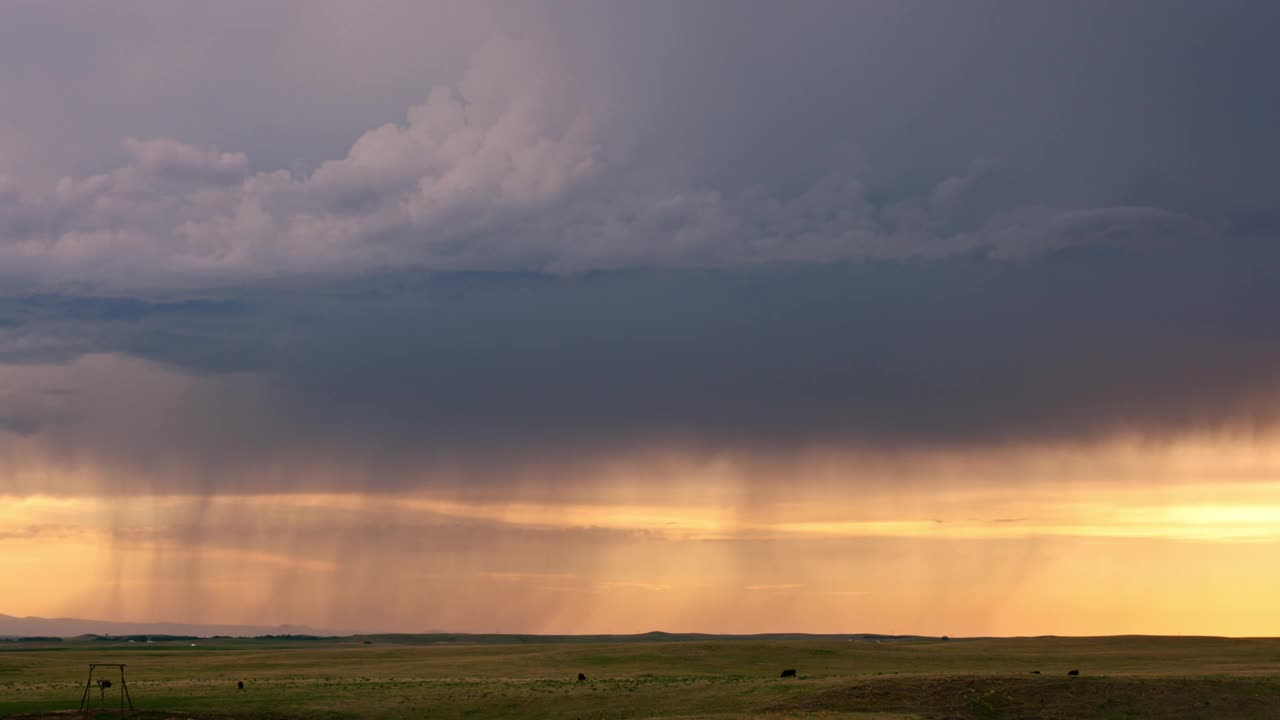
[2,229,1277,489]
[2,1,1280,489]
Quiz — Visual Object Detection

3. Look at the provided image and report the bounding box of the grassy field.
[1,635,1278,719]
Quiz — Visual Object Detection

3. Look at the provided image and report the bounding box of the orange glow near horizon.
[5,438,1280,637]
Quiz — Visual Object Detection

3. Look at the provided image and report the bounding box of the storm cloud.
[2,0,1280,493]
[3,236,1278,496]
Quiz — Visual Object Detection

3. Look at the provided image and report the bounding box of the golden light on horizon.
[5,432,1280,637]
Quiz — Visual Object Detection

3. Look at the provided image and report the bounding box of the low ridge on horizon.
[5,613,1268,643]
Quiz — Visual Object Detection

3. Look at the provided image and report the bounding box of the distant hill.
[344,631,939,645]
[0,613,347,639]
[1,614,948,643]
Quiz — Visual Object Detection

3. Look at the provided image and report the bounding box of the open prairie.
[2,635,1278,719]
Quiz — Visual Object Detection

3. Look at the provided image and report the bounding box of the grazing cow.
[578,673,587,681]
[1067,669,1080,676]
[780,669,797,678]
[238,681,245,690]
[1029,671,1040,675]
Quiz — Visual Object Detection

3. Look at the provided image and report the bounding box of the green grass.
[1,636,1278,719]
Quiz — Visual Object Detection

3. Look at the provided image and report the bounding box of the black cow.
[238,681,245,690]
[1029,671,1041,675]
[1067,669,1080,676]
[577,673,587,681]
[780,669,797,678]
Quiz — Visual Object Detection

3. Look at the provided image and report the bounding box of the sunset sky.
[3,1,1280,636]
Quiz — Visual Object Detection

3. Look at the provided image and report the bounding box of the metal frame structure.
[78,663,134,717]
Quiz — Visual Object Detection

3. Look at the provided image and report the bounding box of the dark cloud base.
[3,237,1278,482]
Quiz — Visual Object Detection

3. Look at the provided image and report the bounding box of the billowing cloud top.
[2,0,1280,494]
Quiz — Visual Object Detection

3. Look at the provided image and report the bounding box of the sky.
[3,0,1280,636]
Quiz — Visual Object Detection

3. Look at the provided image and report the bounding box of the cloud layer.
[3,241,1278,496]
[4,2,1278,287]
[2,100,1219,285]
[1,0,1279,492]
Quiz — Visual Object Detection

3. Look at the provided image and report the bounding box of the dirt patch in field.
[769,675,1280,720]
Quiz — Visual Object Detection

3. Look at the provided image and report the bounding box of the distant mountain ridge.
[0,613,351,638]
